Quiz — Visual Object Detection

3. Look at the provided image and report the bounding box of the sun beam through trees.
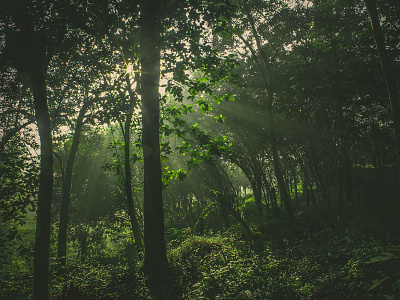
[0,0,399,299]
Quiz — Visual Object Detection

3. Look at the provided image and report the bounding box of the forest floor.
[1,201,400,300]
[163,201,400,300]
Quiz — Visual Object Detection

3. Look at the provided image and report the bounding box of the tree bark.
[140,0,168,276]
[364,0,400,180]
[31,70,53,300]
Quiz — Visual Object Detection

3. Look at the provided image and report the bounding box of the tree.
[140,0,168,276]
[220,0,296,219]
[1,0,69,297]
[50,23,117,267]
[54,100,93,267]
[5,29,55,300]
[121,73,144,254]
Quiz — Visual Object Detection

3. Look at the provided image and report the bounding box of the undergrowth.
[1,203,399,299]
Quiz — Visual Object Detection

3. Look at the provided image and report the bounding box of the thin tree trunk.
[293,166,299,208]
[31,70,53,300]
[219,195,231,229]
[270,187,280,217]
[227,203,252,235]
[304,187,310,208]
[250,177,263,216]
[310,184,317,207]
[338,170,344,212]
[262,173,272,215]
[263,188,270,216]
[140,0,168,275]
[233,155,264,216]
[267,101,294,219]
[253,161,264,216]
[303,141,328,205]
[301,163,311,209]
[343,150,353,204]
[57,101,90,267]
[354,148,363,212]
[123,74,144,252]
[123,87,144,253]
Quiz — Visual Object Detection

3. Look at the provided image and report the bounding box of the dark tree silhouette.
[140,0,168,276]
[5,31,54,300]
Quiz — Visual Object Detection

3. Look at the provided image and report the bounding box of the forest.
[0,0,399,299]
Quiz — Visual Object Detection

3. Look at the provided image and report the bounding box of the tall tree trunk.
[5,28,59,300]
[123,82,144,254]
[140,0,168,275]
[364,0,400,180]
[57,101,90,267]
[31,69,53,300]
